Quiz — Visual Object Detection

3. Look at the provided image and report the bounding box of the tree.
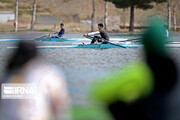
[171,0,179,31]
[91,0,95,32]
[14,0,18,32]
[167,0,171,29]
[31,0,37,31]
[104,0,108,31]
[107,0,168,32]
[168,0,180,31]
[172,5,176,31]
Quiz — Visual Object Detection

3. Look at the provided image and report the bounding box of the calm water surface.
[0,32,180,105]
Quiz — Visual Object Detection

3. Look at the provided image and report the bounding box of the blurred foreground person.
[0,41,70,120]
[90,18,178,120]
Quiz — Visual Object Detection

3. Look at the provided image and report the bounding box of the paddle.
[85,36,126,48]
[119,37,143,42]
[105,41,127,48]
[33,32,59,41]
[41,32,57,38]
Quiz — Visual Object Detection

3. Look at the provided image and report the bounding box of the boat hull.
[36,37,77,41]
[74,44,142,48]
[5,43,180,49]
[0,37,128,42]
[37,37,129,42]
[6,44,142,49]
[35,44,143,49]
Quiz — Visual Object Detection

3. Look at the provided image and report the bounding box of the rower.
[163,24,169,38]
[48,23,65,38]
[57,23,65,37]
[83,23,109,44]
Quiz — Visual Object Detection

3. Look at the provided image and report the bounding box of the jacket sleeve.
[87,31,100,36]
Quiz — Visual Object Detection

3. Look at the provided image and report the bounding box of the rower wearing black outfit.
[83,23,109,44]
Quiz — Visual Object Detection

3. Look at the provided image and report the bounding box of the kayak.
[0,37,128,42]
[36,37,128,42]
[36,37,77,41]
[0,38,75,42]
[0,39,31,42]
[0,38,78,42]
[68,44,142,48]
[4,43,180,49]
[6,43,142,49]
[6,43,180,49]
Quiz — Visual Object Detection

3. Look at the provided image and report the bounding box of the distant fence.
[34,9,180,30]
[35,15,59,25]
[35,14,81,25]
[2,9,178,32]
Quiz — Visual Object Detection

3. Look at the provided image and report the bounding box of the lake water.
[0,32,180,106]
